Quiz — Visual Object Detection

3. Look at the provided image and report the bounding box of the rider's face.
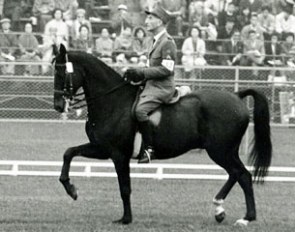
[145,14,162,33]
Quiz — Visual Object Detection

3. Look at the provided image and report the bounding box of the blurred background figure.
[70,8,92,45]
[32,0,55,32]
[113,27,134,64]
[181,26,206,78]
[95,28,114,64]
[0,18,18,75]
[18,23,41,75]
[111,4,133,37]
[131,26,151,64]
[73,24,93,53]
[257,5,275,41]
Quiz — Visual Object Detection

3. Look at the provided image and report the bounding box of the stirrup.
[138,148,153,163]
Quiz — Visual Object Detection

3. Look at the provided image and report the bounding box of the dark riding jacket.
[141,31,177,103]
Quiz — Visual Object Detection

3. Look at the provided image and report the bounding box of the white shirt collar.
[153,29,167,44]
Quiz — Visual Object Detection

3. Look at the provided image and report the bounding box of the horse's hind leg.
[59,143,101,200]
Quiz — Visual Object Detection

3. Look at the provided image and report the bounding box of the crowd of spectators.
[0,0,295,79]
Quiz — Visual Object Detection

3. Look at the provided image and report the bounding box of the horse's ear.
[59,43,67,57]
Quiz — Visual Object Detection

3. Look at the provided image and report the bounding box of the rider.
[124,4,177,163]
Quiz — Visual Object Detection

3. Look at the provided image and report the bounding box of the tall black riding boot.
[138,121,154,163]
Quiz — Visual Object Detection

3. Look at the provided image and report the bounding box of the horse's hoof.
[67,184,78,200]
[215,212,226,223]
[234,218,249,226]
[113,217,132,225]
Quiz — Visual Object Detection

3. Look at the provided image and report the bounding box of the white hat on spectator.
[118,4,128,11]
[76,8,86,15]
[0,18,11,24]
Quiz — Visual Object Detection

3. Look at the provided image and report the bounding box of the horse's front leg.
[59,143,102,200]
[113,157,132,224]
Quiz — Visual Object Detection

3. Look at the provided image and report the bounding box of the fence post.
[234,67,239,92]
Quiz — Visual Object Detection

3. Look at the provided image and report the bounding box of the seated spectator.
[18,23,41,75]
[241,29,265,68]
[73,25,93,53]
[217,2,237,27]
[217,19,236,41]
[44,8,69,45]
[70,8,92,44]
[222,29,244,65]
[281,32,295,63]
[131,27,151,63]
[275,8,295,39]
[160,0,186,36]
[0,18,18,75]
[54,0,78,21]
[236,6,251,31]
[113,27,134,63]
[181,26,206,77]
[111,4,133,37]
[7,0,32,31]
[189,2,210,28]
[264,32,284,66]
[32,0,55,32]
[241,12,264,41]
[257,5,275,41]
[239,0,263,13]
[95,28,114,64]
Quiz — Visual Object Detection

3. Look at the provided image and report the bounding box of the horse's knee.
[63,147,77,162]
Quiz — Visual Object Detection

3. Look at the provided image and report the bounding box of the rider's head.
[144,4,170,34]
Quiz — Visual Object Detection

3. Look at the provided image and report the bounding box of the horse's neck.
[83,80,137,123]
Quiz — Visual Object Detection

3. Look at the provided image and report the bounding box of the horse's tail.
[237,89,272,183]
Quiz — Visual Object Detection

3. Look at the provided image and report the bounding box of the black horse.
[53,44,272,226]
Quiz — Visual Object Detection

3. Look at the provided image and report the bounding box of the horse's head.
[53,44,84,113]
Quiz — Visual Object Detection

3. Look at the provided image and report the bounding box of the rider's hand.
[124,68,145,82]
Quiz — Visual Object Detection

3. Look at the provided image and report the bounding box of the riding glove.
[124,68,145,82]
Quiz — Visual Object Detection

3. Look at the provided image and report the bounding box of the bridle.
[53,53,130,111]
[54,54,75,100]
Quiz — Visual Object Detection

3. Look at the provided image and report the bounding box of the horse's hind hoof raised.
[215,212,226,223]
[60,179,78,200]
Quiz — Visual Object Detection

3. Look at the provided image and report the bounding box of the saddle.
[131,86,192,158]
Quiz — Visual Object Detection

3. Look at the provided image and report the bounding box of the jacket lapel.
[149,32,167,57]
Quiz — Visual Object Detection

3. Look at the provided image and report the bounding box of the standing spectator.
[239,0,263,13]
[113,27,134,63]
[73,25,93,53]
[0,18,18,75]
[70,8,92,43]
[241,12,264,41]
[44,9,69,45]
[217,2,237,27]
[236,6,251,30]
[131,26,151,63]
[160,0,186,36]
[241,29,265,68]
[275,8,295,38]
[181,26,206,78]
[257,5,275,40]
[111,4,133,37]
[54,0,78,21]
[32,0,55,32]
[18,23,41,75]
[222,29,244,65]
[95,28,114,64]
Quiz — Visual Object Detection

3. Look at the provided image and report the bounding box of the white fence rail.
[1,160,295,182]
